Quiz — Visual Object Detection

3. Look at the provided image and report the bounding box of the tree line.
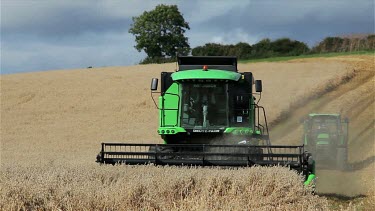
[192,38,309,59]
[190,35,374,60]
[311,35,375,53]
[129,4,374,64]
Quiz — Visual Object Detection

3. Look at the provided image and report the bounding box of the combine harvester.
[302,114,349,170]
[97,56,316,185]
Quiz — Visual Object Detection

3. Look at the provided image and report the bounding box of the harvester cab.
[302,114,349,170]
[150,56,269,146]
[97,56,316,186]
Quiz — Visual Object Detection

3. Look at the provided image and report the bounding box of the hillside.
[0,57,350,165]
[1,55,374,210]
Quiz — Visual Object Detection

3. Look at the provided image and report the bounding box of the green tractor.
[302,114,349,170]
[97,56,316,185]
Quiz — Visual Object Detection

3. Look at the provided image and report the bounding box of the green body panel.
[224,127,253,135]
[224,127,260,135]
[159,83,180,127]
[304,174,316,186]
[316,133,330,145]
[304,160,316,186]
[172,69,241,81]
[157,127,186,135]
[317,133,329,139]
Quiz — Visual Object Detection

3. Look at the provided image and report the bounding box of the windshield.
[181,83,228,129]
[311,117,338,133]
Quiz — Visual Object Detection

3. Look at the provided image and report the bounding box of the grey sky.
[1,0,374,74]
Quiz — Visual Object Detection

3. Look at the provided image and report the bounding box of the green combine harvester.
[302,114,349,170]
[97,56,316,185]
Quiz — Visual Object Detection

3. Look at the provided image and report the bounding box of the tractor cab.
[310,116,340,145]
[302,113,349,170]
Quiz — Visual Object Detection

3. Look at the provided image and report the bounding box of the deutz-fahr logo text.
[192,129,220,133]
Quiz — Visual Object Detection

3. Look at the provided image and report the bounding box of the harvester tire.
[336,147,348,171]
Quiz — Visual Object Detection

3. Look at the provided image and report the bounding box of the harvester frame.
[97,56,316,185]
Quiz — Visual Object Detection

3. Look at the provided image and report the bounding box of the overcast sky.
[1,0,374,74]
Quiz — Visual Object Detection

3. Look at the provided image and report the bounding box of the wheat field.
[1,55,374,210]
[1,164,327,210]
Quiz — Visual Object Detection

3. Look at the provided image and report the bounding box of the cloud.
[193,0,374,45]
[1,32,145,74]
[205,29,260,45]
[2,1,131,37]
[1,0,374,74]
[182,0,252,23]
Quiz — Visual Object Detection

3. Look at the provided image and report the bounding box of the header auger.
[97,56,315,185]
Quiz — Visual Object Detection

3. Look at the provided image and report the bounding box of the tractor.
[97,56,316,185]
[302,114,349,170]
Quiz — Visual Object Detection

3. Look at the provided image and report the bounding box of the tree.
[312,37,344,53]
[129,4,190,63]
[251,38,272,58]
[192,43,226,56]
[232,42,252,59]
[191,42,252,59]
[271,38,309,56]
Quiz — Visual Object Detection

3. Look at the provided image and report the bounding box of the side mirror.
[151,78,158,91]
[255,80,262,92]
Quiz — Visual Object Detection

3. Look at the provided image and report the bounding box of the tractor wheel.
[336,147,348,171]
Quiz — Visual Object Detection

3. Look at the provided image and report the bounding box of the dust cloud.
[268,56,375,197]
